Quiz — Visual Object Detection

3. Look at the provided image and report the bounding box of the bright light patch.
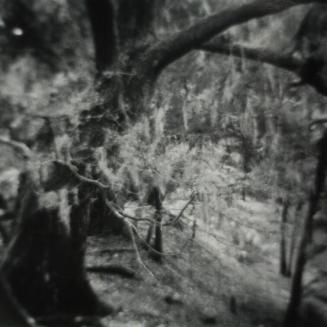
[12,27,23,36]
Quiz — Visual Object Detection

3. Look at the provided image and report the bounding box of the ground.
[86,196,291,327]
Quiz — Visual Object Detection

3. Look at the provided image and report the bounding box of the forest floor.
[86,196,291,327]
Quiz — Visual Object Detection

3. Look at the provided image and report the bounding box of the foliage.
[0,0,322,225]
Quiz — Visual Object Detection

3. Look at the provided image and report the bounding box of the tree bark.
[280,199,290,277]
[144,186,164,262]
[284,131,327,327]
[85,0,117,73]
[0,274,36,327]
[1,173,111,318]
[143,0,319,75]
[287,201,303,276]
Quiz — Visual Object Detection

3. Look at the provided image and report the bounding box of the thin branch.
[144,0,318,74]
[103,199,169,226]
[197,40,303,72]
[164,193,196,227]
[115,209,155,224]
[131,222,170,256]
[52,160,110,189]
[0,137,33,160]
[124,219,157,279]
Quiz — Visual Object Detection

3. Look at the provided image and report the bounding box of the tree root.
[86,264,137,279]
[87,248,134,255]
[36,315,105,327]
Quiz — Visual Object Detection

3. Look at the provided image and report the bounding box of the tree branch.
[144,0,320,74]
[196,40,304,73]
[164,193,196,227]
[51,160,110,190]
[0,137,33,160]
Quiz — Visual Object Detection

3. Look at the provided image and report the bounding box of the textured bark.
[284,131,327,327]
[1,174,111,318]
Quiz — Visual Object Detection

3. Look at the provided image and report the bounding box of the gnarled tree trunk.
[1,171,111,319]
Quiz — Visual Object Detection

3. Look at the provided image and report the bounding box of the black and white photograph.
[0,0,326,326]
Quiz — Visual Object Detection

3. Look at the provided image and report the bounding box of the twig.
[103,198,160,225]
[131,223,189,257]
[116,210,155,224]
[164,193,196,226]
[124,219,157,279]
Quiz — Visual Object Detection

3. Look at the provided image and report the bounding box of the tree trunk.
[1,174,111,319]
[71,0,324,235]
[151,210,163,262]
[283,191,317,327]
[75,0,161,234]
[0,274,36,327]
[287,200,303,276]
[85,0,116,73]
[284,131,327,327]
[280,199,290,277]
[144,186,164,262]
[1,2,162,317]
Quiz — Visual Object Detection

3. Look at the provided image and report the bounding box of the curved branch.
[0,137,33,160]
[197,40,304,72]
[52,160,110,190]
[144,0,319,74]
